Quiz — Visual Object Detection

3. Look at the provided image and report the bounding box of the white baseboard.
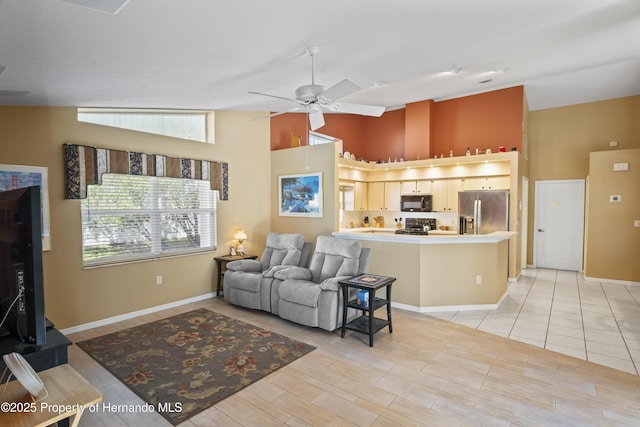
[392,287,508,313]
[60,292,216,335]
[583,276,640,286]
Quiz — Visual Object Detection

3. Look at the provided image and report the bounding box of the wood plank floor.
[67,296,640,426]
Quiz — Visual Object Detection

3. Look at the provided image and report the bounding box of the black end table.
[214,254,257,298]
[339,274,396,347]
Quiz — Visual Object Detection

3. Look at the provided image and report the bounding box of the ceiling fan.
[249,46,385,131]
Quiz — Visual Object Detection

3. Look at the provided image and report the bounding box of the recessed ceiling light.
[57,0,130,14]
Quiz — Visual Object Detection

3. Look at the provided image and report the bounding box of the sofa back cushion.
[261,232,305,270]
[308,236,362,283]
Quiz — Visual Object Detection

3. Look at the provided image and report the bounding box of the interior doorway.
[534,179,585,271]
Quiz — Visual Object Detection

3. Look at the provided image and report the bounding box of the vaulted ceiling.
[1,0,639,113]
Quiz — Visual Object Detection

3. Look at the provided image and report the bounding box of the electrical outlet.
[476,275,482,285]
[635,220,640,228]
[156,275,163,285]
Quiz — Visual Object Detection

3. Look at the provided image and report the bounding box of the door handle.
[538,229,544,232]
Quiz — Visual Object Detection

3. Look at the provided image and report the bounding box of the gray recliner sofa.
[275,236,371,331]
[223,232,312,312]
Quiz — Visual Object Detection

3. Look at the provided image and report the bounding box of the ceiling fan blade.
[321,79,361,102]
[248,91,298,103]
[328,102,385,117]
[308,109,325,131]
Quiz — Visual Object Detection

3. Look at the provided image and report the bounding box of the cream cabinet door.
[354,181,368,210]
[416,180,433,194]
[432,179,461,211]
[446,179,462,210]
[464,176,510,190]
[401,181,417,194]
[368,182,385,211]
[486,176,510,189]
[384,181,401,211]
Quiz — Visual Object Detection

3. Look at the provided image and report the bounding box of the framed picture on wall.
[278,172,323,217]
[0,164,51,251]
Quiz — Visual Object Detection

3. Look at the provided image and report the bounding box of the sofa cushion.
[308,236,362,283]
[279,280,322,308]
[261,232,305,270]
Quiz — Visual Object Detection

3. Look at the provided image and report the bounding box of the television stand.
[0,327,71,380]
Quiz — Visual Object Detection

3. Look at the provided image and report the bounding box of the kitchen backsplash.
[341,210,459,230]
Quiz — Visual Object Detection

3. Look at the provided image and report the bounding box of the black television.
[0,186,46,346]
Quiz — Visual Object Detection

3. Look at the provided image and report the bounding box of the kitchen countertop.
[334,228,516,244]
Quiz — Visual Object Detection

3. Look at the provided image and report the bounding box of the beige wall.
[526,95,640,265]
[270,143,339,242]
[585,148,640,282]
[0,107,271,329]
[351,239,509,308]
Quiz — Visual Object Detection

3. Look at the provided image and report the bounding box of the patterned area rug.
[77,308,315,425]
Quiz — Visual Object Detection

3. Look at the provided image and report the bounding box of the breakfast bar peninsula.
[333,229,516,312]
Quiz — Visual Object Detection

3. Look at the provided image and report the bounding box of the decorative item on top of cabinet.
[431,179,462,211]
[368,181,401,211]
[463,176,510,191]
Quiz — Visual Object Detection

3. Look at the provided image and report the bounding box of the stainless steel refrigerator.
[458,190,509,234]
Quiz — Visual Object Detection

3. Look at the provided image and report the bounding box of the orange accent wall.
[433,86,524,156]
[405,100,434,161]
[271,86,524,159]
[270,110,405,162]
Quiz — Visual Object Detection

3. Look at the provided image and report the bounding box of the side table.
[339,274,396,347]
[214,254,257,298]
[0,363,103,427]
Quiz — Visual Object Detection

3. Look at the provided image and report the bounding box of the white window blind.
[81,174,217,266]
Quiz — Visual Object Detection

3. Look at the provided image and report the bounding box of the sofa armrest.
[274,266,312,281]
[226,259,262,272]
[263,264,297,278]
[319,276,352,291]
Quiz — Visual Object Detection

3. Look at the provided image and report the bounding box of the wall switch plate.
[613,162,629,172]
[156,275,163,285]
[635,220,640,228]
[610,195,622,202]
[476,275,482,285]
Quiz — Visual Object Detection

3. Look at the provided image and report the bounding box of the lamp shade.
[234,231,247,242]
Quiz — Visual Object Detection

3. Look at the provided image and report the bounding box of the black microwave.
[400,194,432,212]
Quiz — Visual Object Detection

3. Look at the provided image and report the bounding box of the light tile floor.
[428,268,640,375]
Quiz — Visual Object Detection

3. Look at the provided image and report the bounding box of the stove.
[395,218,437,235]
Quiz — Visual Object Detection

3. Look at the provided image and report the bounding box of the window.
[308,131,341,149]
[77,109,210,143]
[81,174,217,266]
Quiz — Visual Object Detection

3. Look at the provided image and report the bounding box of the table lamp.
[234,230,247,255]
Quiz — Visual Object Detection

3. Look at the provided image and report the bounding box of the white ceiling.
[1,0,639,113]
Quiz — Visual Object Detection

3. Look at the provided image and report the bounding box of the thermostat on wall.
[610,195,622,202]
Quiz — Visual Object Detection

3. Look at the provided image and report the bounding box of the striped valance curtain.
[63,143,229,200]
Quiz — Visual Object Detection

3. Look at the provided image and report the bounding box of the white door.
[521,176,529,269]
[534,180,585,271]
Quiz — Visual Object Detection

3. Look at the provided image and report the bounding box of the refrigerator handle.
[476,199,482,234]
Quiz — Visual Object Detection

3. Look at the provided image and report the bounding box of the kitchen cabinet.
[354,181,368,211]
[368,181,401,211]
[341,181,368,211]
[431,179,462,211]
[401,180,432,194]
[463,176,510,191]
